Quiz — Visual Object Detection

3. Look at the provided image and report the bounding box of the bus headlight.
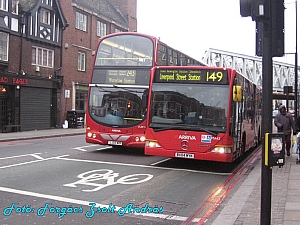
[145,140,161,148]
[211,147,232,154]
[87,132,96,139]
[135,136,146,142]
[140,136,146,142]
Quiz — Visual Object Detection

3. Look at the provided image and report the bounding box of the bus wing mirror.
[233,85,242,102]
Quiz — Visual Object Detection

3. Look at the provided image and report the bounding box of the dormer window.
[41,8,51,25]
[0,0,7,11]
[12,0,18,14]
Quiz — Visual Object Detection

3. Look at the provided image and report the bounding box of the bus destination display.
[155,69,228,84]
[106,70,136,84]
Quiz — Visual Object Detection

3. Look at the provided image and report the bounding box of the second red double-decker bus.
[86,32,205,148]
[145,66,262,162]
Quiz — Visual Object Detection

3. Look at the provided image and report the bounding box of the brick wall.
[109,0,137,31]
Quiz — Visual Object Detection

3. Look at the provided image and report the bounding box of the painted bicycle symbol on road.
[64,169,153,192]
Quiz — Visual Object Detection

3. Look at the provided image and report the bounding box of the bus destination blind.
[155,69,228,84]
[106,70,136,84]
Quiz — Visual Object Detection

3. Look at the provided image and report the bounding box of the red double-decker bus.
[145,66,262,162]
[86,32,205,148]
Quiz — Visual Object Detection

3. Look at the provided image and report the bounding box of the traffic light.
[241,0,284,57]
[240,0,269,21]
[271,0,284,57]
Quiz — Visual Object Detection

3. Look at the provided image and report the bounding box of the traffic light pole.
[260,13,273,225]
[240,0,284,224]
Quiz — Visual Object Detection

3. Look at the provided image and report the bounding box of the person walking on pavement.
[274,105,295,156]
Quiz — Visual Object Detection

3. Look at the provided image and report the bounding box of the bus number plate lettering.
[175,152,194,158]
[108,141,123,145]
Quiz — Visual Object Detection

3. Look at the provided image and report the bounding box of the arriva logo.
[178,135,197,140]
[112,129,121,133]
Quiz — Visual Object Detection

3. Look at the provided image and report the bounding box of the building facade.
[58,0,137,127]
[0,0,67,131]
[0,0,137,132]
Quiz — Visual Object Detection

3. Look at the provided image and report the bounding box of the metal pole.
[295,0,298,120]
[261,0,273,224]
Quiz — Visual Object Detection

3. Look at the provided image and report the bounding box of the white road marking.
[0,155,69,169]
[97,146,112,151]
[72,144,98,152]
[0,186,200,222]
[150,158,171,166]
[0,153,42,160]
[56,156,231,175]
[72,145,112,152]
[30,154,44,160]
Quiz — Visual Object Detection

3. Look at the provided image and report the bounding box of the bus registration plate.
[175,152,194,159]
[108,141,122,145]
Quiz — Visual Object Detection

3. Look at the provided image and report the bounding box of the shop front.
[0,73,60,132]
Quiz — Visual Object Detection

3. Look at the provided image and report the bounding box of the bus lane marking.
[72,145,111,152]
[0,155,69,169]
[0,153,42,160]
[56,156,231,175]
[63,169,153,192]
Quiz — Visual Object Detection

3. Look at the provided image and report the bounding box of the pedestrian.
[274,105,296,156]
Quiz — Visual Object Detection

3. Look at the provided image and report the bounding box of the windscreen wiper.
[150,124,218,136]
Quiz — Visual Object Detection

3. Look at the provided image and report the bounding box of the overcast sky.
[137,0,299,65]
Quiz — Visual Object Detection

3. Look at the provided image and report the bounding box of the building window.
[78,51,86,71]
[97,21,107,37]
[41,8,51,25]
[32,46,53,68]
[76,12,87,32]
[42,0,53,4]
[0,0,7,11]
[0,32,8,61]
[12,0,18,14]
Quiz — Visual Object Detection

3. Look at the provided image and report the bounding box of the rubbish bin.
[67,111,77,128]
[67,110,85,128]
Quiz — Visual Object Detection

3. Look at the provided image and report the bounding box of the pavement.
[0,128,300,224]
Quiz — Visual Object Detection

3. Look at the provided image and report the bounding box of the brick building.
[58,0,137,127]
[0,0,67,131]
[0,0,137,132]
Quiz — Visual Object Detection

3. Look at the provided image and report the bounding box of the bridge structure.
[202,48,298,93]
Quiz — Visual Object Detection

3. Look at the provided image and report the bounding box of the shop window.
[76,91,86,110]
